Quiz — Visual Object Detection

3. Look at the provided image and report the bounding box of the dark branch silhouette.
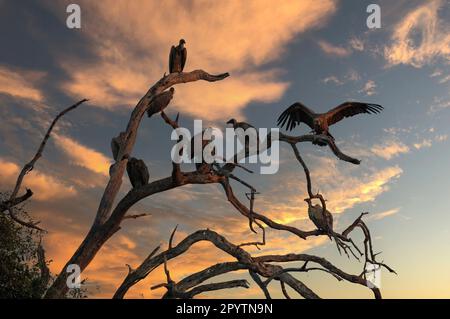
[2,46,392,299]
[1,99,88,230]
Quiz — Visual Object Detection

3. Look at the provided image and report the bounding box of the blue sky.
[0,0,449,298]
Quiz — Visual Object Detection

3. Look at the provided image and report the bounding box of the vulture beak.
[226,119,235,125]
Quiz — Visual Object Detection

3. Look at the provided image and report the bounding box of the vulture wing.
[169,46,176,73]
[180,47,187,71]
[277,102,316,131]
[326,102,383,126]
[137,160,149,185]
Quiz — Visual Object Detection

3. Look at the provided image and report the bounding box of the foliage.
[0,193,48,298]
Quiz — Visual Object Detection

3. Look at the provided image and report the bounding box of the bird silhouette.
[305,198,333,232]
[277,101,383,145]
[147,88,175,117]
[126,157,149,188]
[169,39,187,73]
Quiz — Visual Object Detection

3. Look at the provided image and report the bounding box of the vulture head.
[304,198,312,207]
[226,118,237,127]
[179,39,186,48]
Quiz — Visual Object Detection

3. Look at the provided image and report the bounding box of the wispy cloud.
[262,155,403,222]
[429,96,450,112]
[384,0,450,68]
[359,80,377,96]
[53,134,111,176]
[430,69,443,77]
[317,40,352,57]
[371,139,410,160]
[322,75,344,85]
[438,75,450,84]
[0,158,77,200]
[370,208,400,221]
[322,69,360,86]
[349,37,364,51]
[0,65,46,102]
[325,166,403,214]
[51,0,337,121]
[413,139,433,150]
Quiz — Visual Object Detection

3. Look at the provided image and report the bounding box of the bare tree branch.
[2,99,88,230]
[45,70,229,298]
[113,228,389,299]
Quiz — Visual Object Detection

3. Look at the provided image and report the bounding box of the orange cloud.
[173,70,289,121]
[263,156,403,220]
[0,158,77,200]
[53,134,111,176]
[384,0,450,67]
[371,139,410,160]
[328,166,403,213]
[413,139,433,150]
[50,0,337,120]
[0,65,45,102]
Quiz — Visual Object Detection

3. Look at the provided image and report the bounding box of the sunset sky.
[1,0,450,298]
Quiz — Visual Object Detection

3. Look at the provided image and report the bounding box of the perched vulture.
[277,101,383,145]
[111,132,127,161]
[169,39,187,73]
[190,129,216,170]
[226,118,255,131]
[305,198,333,232]
[126,157,149,188]
[147,88,175,117]
[227,118,259,159]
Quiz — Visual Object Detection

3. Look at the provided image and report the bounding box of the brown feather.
[325,102,383,126]
[277,102,316,131]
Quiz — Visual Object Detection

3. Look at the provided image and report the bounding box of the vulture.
[169,39,187,73]
[305,198,333,232]
[226,118,255,131]
[147,88,175,117]
[277,101,383,145]
[111,132,127,161]
[190,129,216,170]
[126,157,149,188]
[227,118,259,159]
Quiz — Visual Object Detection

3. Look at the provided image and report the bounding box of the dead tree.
[43,70,230,298]
[3,58,394,298]
[109,119,396,298]
[1,99,88,230]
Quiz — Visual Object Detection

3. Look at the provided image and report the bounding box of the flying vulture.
[305,198,333,232]
[277,101,383,145]
[147,87,175,117]
[169,39,187,73]
[126,157,149,188]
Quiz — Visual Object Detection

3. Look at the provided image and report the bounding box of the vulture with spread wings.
[277,101,383,145]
